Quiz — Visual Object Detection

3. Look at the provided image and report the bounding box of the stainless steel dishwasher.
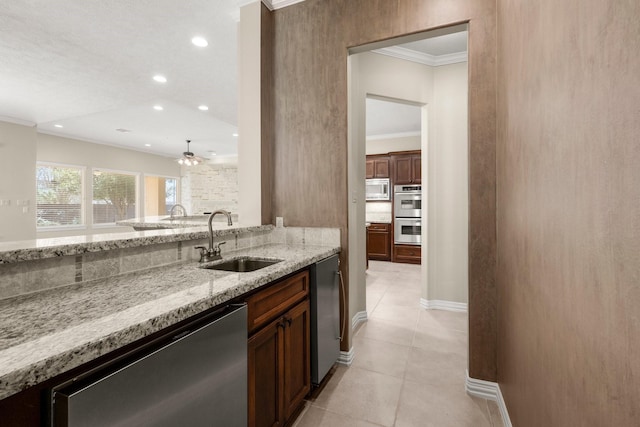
[309,254,341,386]
[51,304,247,427]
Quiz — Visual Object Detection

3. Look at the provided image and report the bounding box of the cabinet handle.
[276,319,285,329]
[285,317,292,326]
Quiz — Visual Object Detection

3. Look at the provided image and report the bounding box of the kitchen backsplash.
[366,201,392,223]
[0,226,340,301]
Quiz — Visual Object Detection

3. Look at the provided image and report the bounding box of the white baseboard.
[465,370,512,427]
[351,310,368,331]
[337,347,354,365]
[420,298,468,312]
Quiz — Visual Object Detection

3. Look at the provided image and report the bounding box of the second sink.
[201,257,283,272]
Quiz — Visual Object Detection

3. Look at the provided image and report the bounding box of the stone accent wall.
[181,163,239,216]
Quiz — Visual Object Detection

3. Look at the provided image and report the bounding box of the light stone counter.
[0,223,272,264]
[0,243,340,400]
[116,214,240,231]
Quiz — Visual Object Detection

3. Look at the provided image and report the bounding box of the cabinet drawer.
[394,244,421,264]
[367,223,390,232]
[246,271,309,333]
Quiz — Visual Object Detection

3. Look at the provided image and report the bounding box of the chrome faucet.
[169,203,187,219]
[195,210,233,263]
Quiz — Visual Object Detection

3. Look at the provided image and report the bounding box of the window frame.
[91,167,141,227]
[35,162,86,232]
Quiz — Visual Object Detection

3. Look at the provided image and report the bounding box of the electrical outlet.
[0,199,10,207]
[276,217,284,228]
[22,206,29,213]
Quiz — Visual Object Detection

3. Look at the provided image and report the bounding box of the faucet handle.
[194,246,209,262]
[213,241,226,256]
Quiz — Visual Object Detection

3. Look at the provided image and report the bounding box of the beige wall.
[496,0,640,425]
[269,0,496,378]
[428,62,469,303]
[0,120,37,242]
[366,135,421,155]
[237,1,263,226]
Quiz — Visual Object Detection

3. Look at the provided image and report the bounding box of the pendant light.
[177,140,203,166]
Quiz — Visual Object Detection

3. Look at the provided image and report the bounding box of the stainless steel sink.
[201,257,282,272]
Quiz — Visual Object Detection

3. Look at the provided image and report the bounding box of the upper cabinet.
[365,155,390,179]
[391,151,421,184]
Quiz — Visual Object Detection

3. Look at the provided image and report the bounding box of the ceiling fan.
[177,140,204,166]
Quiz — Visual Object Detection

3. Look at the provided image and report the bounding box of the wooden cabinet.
[247,271,311,427]
[391,151,421,184]
[393,244,421,264]
[367,223,391,261]
[365,155,390,179]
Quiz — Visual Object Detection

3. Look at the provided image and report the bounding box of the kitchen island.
[116,213,240,231]
[0,224,340,425]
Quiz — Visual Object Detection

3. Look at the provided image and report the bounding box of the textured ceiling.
[0,2,466,159]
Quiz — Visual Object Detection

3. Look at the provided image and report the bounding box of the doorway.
[347,24,470,336]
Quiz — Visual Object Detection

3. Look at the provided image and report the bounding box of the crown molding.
[0,116,36,127]
[373,46,468,67]
[261,0,306,11]
[366,131,421,141]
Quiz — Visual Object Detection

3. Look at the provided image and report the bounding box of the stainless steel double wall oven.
[394,184,422,245]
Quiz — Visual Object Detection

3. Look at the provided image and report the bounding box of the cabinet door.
[365,160,375,179]
[248,318,285,427]
[374,158,390,178]
[282,300,311,421]
[393,156,413,184]
[367,224,391,261]
[411,155,421,183]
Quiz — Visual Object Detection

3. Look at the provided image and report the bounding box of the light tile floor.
[293,260,503,427]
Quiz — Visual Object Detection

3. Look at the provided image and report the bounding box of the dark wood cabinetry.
[391,151,421,184]
[365,155,390,179]
[247,271,310,427]
[393,244,421,264]
[366,223,391,261]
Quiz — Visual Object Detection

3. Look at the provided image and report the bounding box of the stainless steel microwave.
[365,178,390,201]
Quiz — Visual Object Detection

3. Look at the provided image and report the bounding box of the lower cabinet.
[367,223,391,261]
[393,244,422,264]
[247,271,311,427]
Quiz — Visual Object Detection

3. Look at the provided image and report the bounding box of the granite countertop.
[0,243,339,400]
[0,223,272,264]
[116,214,240,230]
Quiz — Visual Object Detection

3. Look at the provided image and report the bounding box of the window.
[36,164,83,227]
[144,176,178,216]
[92,170,137,224]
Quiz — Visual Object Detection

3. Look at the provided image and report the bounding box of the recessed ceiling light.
[232,133,238,137]
[207,150,217,156]
[153,105,163,111]
[191,36,208,47]
[54,124,63,128]
[198,105,209,111]
[153,75,167,83]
